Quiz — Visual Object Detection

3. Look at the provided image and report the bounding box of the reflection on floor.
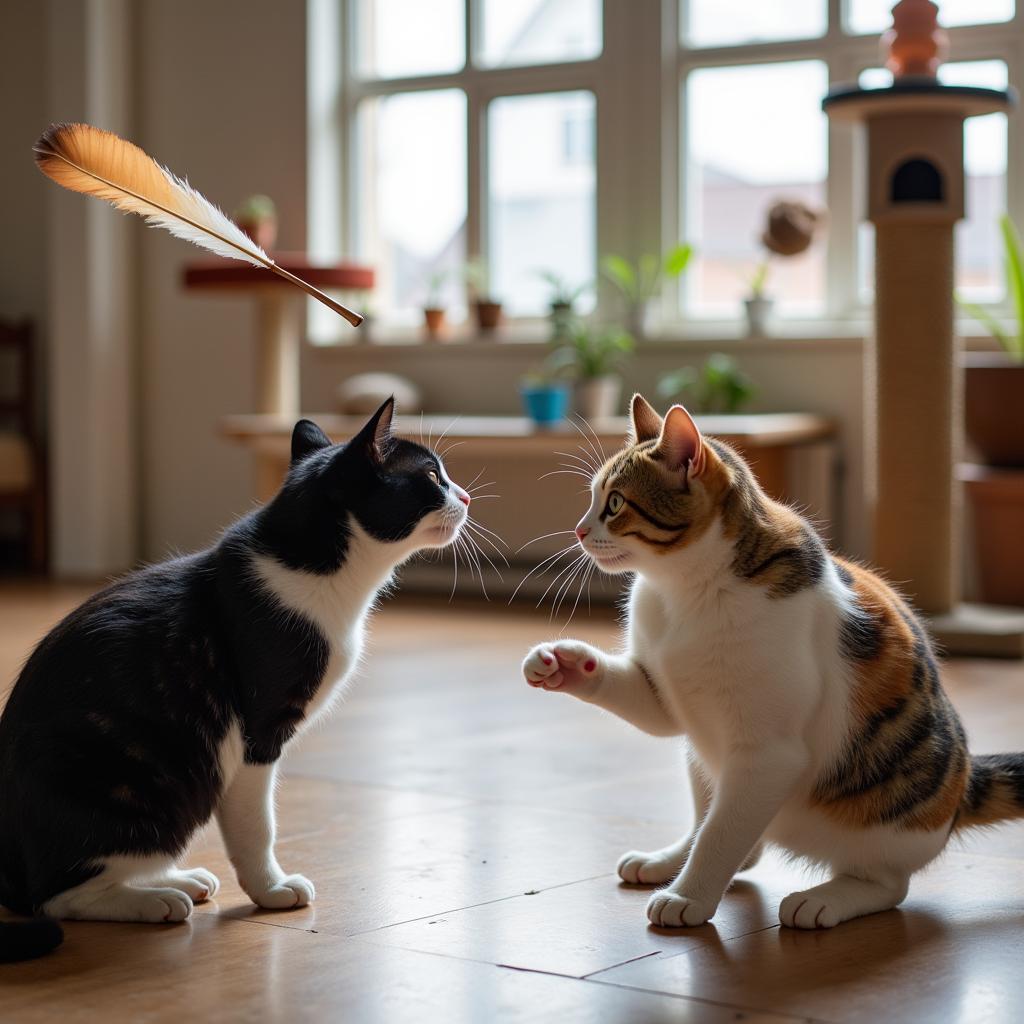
[2,581,1023,1022]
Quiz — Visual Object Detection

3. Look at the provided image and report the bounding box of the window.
[312,1,1024,337]
[488,91,596,316]
[684,60,828,316]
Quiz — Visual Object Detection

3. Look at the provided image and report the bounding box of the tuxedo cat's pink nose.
[455,486,470,506]
[576,526,590,541]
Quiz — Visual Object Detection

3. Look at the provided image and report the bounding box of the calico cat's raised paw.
[245,873,315,910]
[522,640,603,695]
[617,843,691,885]
[646,889,717,928]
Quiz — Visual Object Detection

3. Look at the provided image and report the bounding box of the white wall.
[136,0,309,560]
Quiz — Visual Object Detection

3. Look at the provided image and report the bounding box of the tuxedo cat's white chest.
[303,619,366,726]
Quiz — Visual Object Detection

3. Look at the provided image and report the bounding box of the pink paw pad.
[584,660,596,672]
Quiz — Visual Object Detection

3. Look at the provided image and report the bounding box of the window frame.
[312,0,1024,340]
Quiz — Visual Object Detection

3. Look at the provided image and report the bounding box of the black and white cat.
[0,398,470,962]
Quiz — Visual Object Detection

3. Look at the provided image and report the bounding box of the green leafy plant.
[424,269,448,309]
[522,350,576,387]
[956,214,1024,362]
[537,269,590,309]
[601,244,693,305]
[464,256,494,301]
[233,194,277,221]
[658,353,755,414]
[548,324,635,381]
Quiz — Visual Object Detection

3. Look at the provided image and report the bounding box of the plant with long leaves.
[658,353,755,414]
[601,244,693,306]
[957,214,1024,362]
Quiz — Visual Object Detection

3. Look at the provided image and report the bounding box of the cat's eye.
[606,491,625,515]
[427,470,440,486]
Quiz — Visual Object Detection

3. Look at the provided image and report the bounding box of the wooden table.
[223,413,837,598]
[183,255,374,417]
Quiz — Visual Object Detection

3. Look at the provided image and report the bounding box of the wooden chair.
[0,320,46,573]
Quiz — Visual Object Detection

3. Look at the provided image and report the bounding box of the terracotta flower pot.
[963,353,1024,467]
[423,307,446,339]
[474,300,503,332]
[961,464,1024,606]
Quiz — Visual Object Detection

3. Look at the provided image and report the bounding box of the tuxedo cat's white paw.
[522,640,602,694]
[646,890,717,928]
[779,890,841,929]
[247,873,316,909]
[617,844,690,885]
[152,867,220,903]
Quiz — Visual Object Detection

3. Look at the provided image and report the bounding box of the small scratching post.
[824,0,1024,655]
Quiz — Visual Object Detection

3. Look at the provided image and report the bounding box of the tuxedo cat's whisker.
[468,479,496,494]
[466,494,499,501]
[508,544,578,603]
[433,416,462,454]
[464,531,506,579]
[515,529,577,555]
[437,440,466,460]
[464,516,508,550]
[464,523,509,567]
[463,467,486,491]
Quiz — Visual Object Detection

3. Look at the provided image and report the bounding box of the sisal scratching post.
[825,0,1024,654]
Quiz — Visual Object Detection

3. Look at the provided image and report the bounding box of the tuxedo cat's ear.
[291,419,332,466]
[629,393,663,443]
[656,404,705,479]
[352,397,395,463]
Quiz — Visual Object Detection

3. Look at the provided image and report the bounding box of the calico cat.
[523,394,1024,930]
[0,398,471,961]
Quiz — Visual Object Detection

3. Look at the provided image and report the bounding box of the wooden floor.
[2,581,1024,1023]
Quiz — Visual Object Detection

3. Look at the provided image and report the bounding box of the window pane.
[684,61,828,316]
[356,0,464,79]
[488,91,596,317]
[857,61,1008,302]
[479,0,601,67]
[847,0,1013,34]
[358,90,467,324]
[684,0,825,47]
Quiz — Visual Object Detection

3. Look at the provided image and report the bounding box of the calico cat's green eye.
[427,470,440,486]
[607,491,625,515]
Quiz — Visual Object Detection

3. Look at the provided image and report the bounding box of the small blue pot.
[520,383,571,426]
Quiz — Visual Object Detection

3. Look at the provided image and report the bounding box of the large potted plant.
[549,324,635,421]
[958,215,1024,466]
[957,214,1024,606]
[601,243,692,340]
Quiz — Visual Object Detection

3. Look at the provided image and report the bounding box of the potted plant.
[233,194,278,251]
[520,356,572,428]
[465,256,503,333]
[423,269,448,340]
[657,353,755,414]
[601,243,692,340]
[538,270,589,341]
[549,324,635,421]
[745,200,822,336]
[958,215,1024,466]
[956,214,1024,606]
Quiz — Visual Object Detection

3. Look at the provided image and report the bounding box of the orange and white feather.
[33,122,361,325]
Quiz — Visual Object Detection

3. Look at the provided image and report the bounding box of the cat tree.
[823,0,1023,655]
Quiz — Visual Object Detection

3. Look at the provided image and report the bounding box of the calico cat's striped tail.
[0,918,64,963]
[956,754,1024,829]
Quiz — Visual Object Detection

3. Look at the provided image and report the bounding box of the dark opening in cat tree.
[891,158,944,203]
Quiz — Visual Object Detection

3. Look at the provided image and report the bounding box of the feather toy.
[34,122,362,326]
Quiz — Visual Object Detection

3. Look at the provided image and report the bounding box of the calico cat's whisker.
[567,416,606,470]
[572,413,608,464]
[555,556,592,628]
[515,529,577,555]
[550,555,587,619]
[539,468,590,482]
[508,544,579,603]
[554,449,597,474]
[536,551,588,610]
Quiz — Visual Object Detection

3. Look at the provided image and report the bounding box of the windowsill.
[311,319,1010,354]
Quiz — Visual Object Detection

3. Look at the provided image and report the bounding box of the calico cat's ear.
[352,397,395,463]
[656,404,705,478]
[629,393,663,443]
[291,419,332,465]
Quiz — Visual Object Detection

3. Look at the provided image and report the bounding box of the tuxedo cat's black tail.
[0,917,64,963]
